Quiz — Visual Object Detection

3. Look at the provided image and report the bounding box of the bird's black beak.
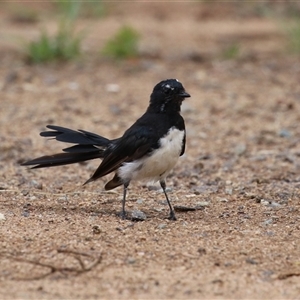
[180,91,191,98]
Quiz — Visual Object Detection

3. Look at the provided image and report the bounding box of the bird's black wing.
[180,130,186,156]
[85,125,155,184]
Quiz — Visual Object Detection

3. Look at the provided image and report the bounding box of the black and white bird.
[22,79,190,220]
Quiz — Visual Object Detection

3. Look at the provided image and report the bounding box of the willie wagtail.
[22,79,191,220]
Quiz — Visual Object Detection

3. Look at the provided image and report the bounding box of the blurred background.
[1,1,300,63]
[1,1,300,183]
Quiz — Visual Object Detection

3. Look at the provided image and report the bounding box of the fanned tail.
[21,125,112,169]
[40,125,111,153]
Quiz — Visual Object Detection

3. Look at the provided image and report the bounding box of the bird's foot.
[118,210,129,220]
[168,211,177,221]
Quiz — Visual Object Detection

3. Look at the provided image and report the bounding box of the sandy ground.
[1,3,300,299]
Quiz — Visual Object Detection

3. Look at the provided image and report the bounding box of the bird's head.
[149,79,190,113]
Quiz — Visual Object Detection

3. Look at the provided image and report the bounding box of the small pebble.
[216,197,228,202]
[157,223,167,229]
[196,201,210,207]
[147,185,161,191]
[136,199,144,204]
[265,231,275,236]
[185,194,196,198]
[22,211,30,217]
[263,219,273,226]
[246,258,259,265]
[261,199,270,206]
[0,213,6,221]
[30,180,43,190]
[278,129,291,138]
[127,257,136,264]
[106,83,120,93]
[58,196,68,202]
[225,187,233,195]
[160,187,172,193]
[21,190,29,196]
[268,201,281,208]
[131,210,147,221]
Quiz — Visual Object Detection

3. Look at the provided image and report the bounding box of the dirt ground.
[1,3,300,299]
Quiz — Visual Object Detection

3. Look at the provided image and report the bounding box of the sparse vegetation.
[102,26,140,59]
[55,0,105,19]
[286,19,300,53]
[25,0,87,63]
[80,1,106,18]
[56,0,81,20]
[25,0,106,63]
[27,21,82,63]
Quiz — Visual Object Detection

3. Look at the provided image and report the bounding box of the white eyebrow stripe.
[165,84,174,90]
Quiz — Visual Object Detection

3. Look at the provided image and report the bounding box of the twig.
[278,272,300,280]
[0,249,102,281]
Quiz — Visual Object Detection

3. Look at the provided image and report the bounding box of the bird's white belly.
[118,128,185,183]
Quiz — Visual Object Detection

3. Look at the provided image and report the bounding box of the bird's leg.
[120,182,129,219]
[160,180,177,221]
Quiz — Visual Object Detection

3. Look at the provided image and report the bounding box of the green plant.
[56,0,81,20]
[102,26,140,59]
[55,0,105,19]
[27,21,82,63]
[286,19,300,54]
[81,1,106,18]
[222,43,240,60]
